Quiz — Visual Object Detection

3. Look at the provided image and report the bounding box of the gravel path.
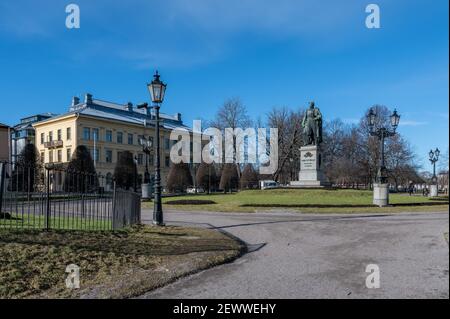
[140,210,449,299]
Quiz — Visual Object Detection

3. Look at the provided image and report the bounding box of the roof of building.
[34,94,190,131]
[12,113,58,131]
[0,123,10,128]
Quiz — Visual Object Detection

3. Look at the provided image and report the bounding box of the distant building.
[33,93,190,191]
[10,113,55,165]
[0,123,10,162]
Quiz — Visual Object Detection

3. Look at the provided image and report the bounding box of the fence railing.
[0,161,141,231]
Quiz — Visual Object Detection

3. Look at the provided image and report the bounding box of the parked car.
[186,187,205,194]
[260,180,278,190]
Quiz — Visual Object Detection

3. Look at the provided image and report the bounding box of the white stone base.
[373,183,389,207]
[142,183,152,200]
[429,184,438,197]
[290,145,330,188]
[290,180,331,188]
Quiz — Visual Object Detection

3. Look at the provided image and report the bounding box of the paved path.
[140,210,449,299]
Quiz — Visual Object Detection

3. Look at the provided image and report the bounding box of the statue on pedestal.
[301,101,323,146]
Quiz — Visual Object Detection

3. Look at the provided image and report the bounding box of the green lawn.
[151,189,449,213]
[0,213,111,231]
[0,225,243,298]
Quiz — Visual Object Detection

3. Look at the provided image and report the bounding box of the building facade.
[10,113,55,165]
[0,123,10,162]
[33,94,190,191]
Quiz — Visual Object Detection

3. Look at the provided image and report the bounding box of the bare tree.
[266,106,303,183]
[208,97,253,178]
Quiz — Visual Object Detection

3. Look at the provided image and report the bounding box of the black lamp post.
[139,136,153,184]
[367,108,401,184]
[429,148,440,183]
[147,71,167,226]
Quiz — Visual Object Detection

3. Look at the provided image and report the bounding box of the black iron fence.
[0,161,141,231]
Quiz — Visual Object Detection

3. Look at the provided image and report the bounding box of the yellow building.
[33,93,190,191]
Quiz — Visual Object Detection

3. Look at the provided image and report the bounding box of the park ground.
[147,188,449,214]
[0,225,243,298]
[0,189,448,299]
[140,209,449,299]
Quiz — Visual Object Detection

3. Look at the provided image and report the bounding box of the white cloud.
[399,120,428,126]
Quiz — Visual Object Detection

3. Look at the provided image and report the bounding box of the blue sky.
[0,0,448,170]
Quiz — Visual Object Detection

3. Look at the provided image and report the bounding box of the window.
[117,132,123,144]
[105,150,113,163]
[149,154,154,166]
[57,150,62,163]
[49,131,53,142]
[67,148,72,161]
[165,156,170,167]
[41,152,45,162]
[106,130,112,142]
[164,137,170,150]
[49,150,53,163]
[57,129,62,141]
[91,149,100,162]
[138,154,144,165]
[128,133,134,145]
[92,128,99,141]
[40,133,44,144]
[117,152,123,161]
[67,127,71,140]
[83,127,91,140]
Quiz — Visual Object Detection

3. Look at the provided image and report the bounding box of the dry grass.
[0,225,243,299]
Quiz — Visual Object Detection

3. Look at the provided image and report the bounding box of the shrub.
[219,163,239,193]
[240,164,259,189]
[114,151,138,191]
[166,162,193,193]
[196,162,218,193]
[64,145,98,193]
[9,144,43,192]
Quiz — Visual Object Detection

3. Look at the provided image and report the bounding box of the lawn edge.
[133,226,248,299]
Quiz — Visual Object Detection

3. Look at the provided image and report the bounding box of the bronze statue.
[301,101,322,146]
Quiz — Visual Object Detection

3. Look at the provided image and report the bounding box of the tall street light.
[428,148,440,197]
[147,71,166,226]
[429,148,440,182]
[139,136,153,200]
[367,107,401,206]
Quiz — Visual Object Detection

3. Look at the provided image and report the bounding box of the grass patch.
[165,199,217,205]
[0,213,111,231]
[143,189,449,213]
[0,225,243,299]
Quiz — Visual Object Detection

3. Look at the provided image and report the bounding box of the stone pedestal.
[142,183,153,200]
[429,184,438,198]
[373,183,389,207]
[290,145,330,188]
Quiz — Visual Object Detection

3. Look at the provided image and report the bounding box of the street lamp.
[367,107,401,206]
[428,148,440,198]
[147,71,166,226]
[429,148,440,182]
[139,136,153,183]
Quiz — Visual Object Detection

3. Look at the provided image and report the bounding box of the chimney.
[72,96,80,106]
[84,93,93,105]
[174,113,182,122]
[126,102,133,112]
